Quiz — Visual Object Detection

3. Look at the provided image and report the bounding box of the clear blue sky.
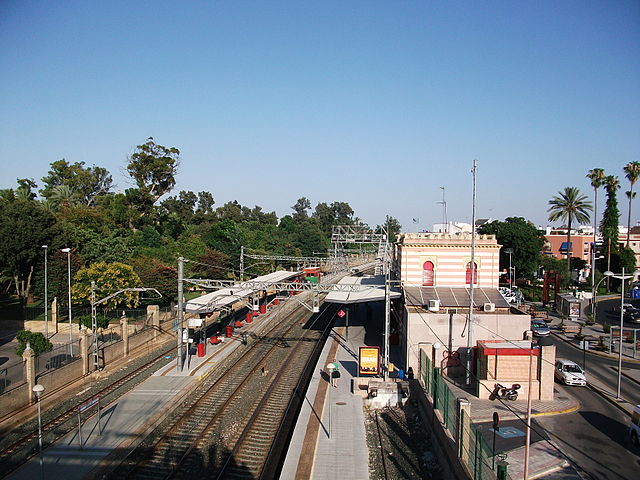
[1,1,639,232]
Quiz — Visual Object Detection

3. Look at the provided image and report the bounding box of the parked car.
[531,319,550,336]
[624,309,640,324]
[554,359,587,386]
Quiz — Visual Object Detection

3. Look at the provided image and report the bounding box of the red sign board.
[337,309,346,318]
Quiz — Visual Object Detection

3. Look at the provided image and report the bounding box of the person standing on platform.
[331,363,341,387]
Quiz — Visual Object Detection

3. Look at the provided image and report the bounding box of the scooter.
[492,383,521,401]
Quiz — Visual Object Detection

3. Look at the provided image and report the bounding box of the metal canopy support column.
[177,256,184,371]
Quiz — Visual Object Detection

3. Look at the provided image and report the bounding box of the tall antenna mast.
[466,160,478,386]
[437,186,448,233]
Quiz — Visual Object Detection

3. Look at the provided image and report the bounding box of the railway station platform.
[280,298,400,480]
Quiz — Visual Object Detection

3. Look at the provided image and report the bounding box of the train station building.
[394,232,553,399]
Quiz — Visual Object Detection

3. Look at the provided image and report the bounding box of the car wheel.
[632,431,639,446]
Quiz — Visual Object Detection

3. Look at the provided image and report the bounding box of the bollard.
[497,458,509,480]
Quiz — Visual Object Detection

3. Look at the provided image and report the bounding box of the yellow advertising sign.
[359,346,380,375]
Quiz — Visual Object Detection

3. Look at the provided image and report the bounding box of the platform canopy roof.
[404,286,510,309]
[184,270,300,313]
[324,275,401,304]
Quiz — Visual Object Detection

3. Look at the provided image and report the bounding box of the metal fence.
[609,327,640,359]
[420,348,500,480]
[0,357,24,395]
[35,340,79,376]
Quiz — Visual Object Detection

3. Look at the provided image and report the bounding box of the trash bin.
[197,343,205,357]
[225,326,233,338]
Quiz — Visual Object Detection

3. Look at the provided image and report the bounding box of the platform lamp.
[503,248,513,287]
[61,248,73,355]
[33,383,45,480]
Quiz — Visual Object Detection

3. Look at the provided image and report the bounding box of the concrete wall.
[405,309,530,373]
[0,314,175,419]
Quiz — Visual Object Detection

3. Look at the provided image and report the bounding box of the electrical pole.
[42,246,48,339]
[177,256,184,371]
[384,248,390,381]
[466,160,478,386]
[91,281,98,370]
[240,246,244,280]
[438,186,448,233]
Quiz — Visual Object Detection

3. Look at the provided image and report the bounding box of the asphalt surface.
[536,377,640,480]
[537,335,640,479]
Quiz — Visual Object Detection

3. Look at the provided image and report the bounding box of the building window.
[466,262,478,285]
[422,261,434,286]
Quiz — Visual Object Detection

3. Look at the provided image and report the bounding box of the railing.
[420,349,501,479]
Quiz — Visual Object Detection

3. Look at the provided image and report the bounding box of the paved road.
[551,332,640,408]
[536,379,640,480]
[536,335,640,479]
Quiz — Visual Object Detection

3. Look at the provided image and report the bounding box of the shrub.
[76,314,110,330]
[15,330,53,357]
[603,323,611,334]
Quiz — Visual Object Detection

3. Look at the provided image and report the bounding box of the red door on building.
[466,262,478,285]
[422,261,434,286]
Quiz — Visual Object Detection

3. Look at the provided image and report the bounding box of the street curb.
[586,382,632,418]
[474,403,580,423]
[531,403,580,417]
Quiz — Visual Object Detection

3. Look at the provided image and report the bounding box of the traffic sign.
[337,309,346,318]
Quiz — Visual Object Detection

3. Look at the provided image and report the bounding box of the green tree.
[601,175,621,272]
[292,197,311,221]
[130,256,177,305]
[547,187,592,280]
[40,159,112,206]
[381,215,401,244]
[478,217,545,279]
[127,137,180,202]
[71,262,142,310]
[623,161,640,248]
[0,198,58,301]
[15,330,53,357]
[586,168,606,276]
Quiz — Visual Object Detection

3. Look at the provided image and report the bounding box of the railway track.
[103,296,337,479]
[0,342,176,478]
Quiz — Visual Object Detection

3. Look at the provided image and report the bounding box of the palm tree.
[548,187,593,281]
[623,161,640,247]
[586,168,606,287]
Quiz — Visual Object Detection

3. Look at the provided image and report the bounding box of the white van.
[629,405,640,445]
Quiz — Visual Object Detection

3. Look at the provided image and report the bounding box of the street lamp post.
[504,248,513,287]
[42,246,48,339]
[33,383,45,480]
[61,248,73,355]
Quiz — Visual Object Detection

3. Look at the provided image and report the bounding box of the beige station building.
[394,232,555,400]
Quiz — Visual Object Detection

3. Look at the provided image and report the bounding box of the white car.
[554,359,587,386]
